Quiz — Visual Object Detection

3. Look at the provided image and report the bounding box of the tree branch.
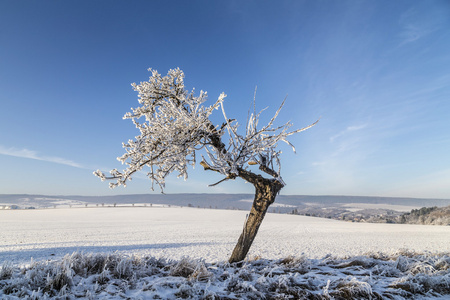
[259,164,279,178]
[95,68,317,193]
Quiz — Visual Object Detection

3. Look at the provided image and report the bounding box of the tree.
[94,68,317,263]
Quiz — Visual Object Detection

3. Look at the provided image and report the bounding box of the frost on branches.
[94,68,317,263]
[94,68,316,191]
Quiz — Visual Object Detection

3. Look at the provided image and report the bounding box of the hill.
[1,193,449,210]
[398,205,450,225]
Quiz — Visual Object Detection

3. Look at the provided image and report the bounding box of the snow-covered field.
[1,207,449,299]
[1,207,449,265]
[340,203,422,212]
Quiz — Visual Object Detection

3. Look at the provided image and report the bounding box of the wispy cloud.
[330,124,367,143]
[310,124,369,168]
[399,7,443,45]
[0,145,83,168]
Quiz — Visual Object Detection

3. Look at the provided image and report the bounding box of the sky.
[1,0,449,198]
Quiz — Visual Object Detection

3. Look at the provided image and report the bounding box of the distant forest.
[290,205,450,226]
[398,206,450,225]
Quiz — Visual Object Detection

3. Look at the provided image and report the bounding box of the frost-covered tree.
[94,68,317,263]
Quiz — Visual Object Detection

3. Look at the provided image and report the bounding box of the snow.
[1,207,449,299]
[0,197,87,209]
[1,207,449,266]
[341,203,422,212]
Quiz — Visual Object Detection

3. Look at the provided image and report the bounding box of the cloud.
[0,145,83,168]
[398,7,443,45]
[329,124,367,143]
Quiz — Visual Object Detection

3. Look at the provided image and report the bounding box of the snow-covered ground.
[1,207,449,265]
[341,203,422,212]
[1,207,449,299]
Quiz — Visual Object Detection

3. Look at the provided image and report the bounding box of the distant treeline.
[398,206,450,226]
[354,206,450,225]
[289,205,450,226]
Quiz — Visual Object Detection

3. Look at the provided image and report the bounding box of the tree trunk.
[229,179,283,263]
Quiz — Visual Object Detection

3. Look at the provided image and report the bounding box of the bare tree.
[94,68,317,263]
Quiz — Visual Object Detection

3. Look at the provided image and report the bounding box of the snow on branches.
[94,68,317,191]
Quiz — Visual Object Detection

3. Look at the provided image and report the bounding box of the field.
[1,207,449,299]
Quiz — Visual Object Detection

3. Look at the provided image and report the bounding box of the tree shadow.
[1,242,217,265]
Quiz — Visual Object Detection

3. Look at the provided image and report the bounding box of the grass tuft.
[1,251,449,299]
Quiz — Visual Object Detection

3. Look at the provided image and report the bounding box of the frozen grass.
[0,251,449,299]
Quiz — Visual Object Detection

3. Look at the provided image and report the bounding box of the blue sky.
[1,0,449,198]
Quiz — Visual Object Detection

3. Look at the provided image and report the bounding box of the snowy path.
[1,207,449,265]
